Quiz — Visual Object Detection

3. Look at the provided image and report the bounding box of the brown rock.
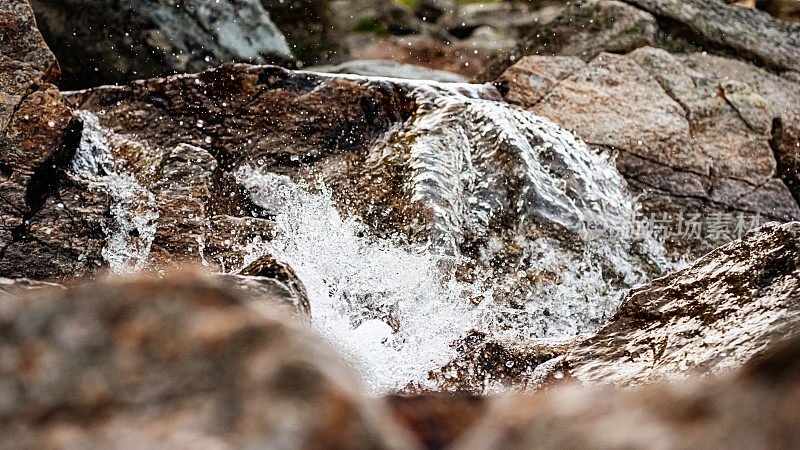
[427,330,574,393]
[0,0,109,282]
[456,332,800,449]
[387,393,485,450]
[561,221,800,386]
[0,271,415,449]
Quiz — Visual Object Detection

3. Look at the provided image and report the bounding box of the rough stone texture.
[495,55,586,107]
[427,331,574,393]
[500,50,800,254]
[456,332,800,449]
[755,0,800,22]
[0,0,109,282]
[28,0,293,90]
[66,64,415,174]
[560,221,800,386]
[523,0,659,61]
[625,0,800,73]
[65,64,417,273]
[0,272,414,449]
[0,0,58,82]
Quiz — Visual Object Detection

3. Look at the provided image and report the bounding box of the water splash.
[72,111,158,273]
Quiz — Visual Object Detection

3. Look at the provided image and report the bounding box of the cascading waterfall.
[232,88,678,392]
[71,111,158,273]
[70,78,679,393]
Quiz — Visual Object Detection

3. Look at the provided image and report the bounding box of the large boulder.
[0,0,108,282]
[482,0,800,81]
[456,332,800,449]
[555,221,800,386]
[498,50,800,255]
[28,0,293,89]
[0,271,414,448]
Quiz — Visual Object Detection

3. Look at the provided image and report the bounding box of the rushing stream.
[70,76,680,393]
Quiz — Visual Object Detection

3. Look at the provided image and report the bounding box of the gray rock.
[626,0,800,73]
[28,0,293,89]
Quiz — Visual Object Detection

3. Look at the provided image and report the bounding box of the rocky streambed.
[1,0,800,448]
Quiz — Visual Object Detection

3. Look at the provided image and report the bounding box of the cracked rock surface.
[499,49,800,255]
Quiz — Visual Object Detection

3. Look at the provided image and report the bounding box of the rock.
[427,330,576,393]
[261,0,349,66]
[413,0,457,24]
[386,392,485,450]
[755,0,800,22]
[625,0,800,73]
[0,0,109,282]
[28,0,293,89]
[521,0,659,62]
[456,332,800,449]
[560,221,800,386]
[0,277,62,296]
[238,253,310,318]
[0,271,415,448]
[309,59,469,82]
[448,2,542,39]
[495,55,587,107]
[499,50,800,255]
[0,0,58,82]
[347,34,490,80]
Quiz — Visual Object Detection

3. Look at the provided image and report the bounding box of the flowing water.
[71,78,679,393]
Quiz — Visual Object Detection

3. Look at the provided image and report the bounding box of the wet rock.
[560,221,800,386]
[238,253,310,318]
[0,0,109,282]
[0,277,62,297]
[428,330,574,393]
[499,50,800,254]
[0,0,59,82]
[28,0,293,89]
[456,332,800,449]
[213,272,310,321]
[309,59,469,83]
[0,271,414,449]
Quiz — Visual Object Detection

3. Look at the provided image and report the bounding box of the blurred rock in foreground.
[0,271,414,449]
[456,331,800,449]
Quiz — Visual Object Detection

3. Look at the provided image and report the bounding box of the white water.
[233,92,676,392]
[72,111,158,274]
[72,82,678,393]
